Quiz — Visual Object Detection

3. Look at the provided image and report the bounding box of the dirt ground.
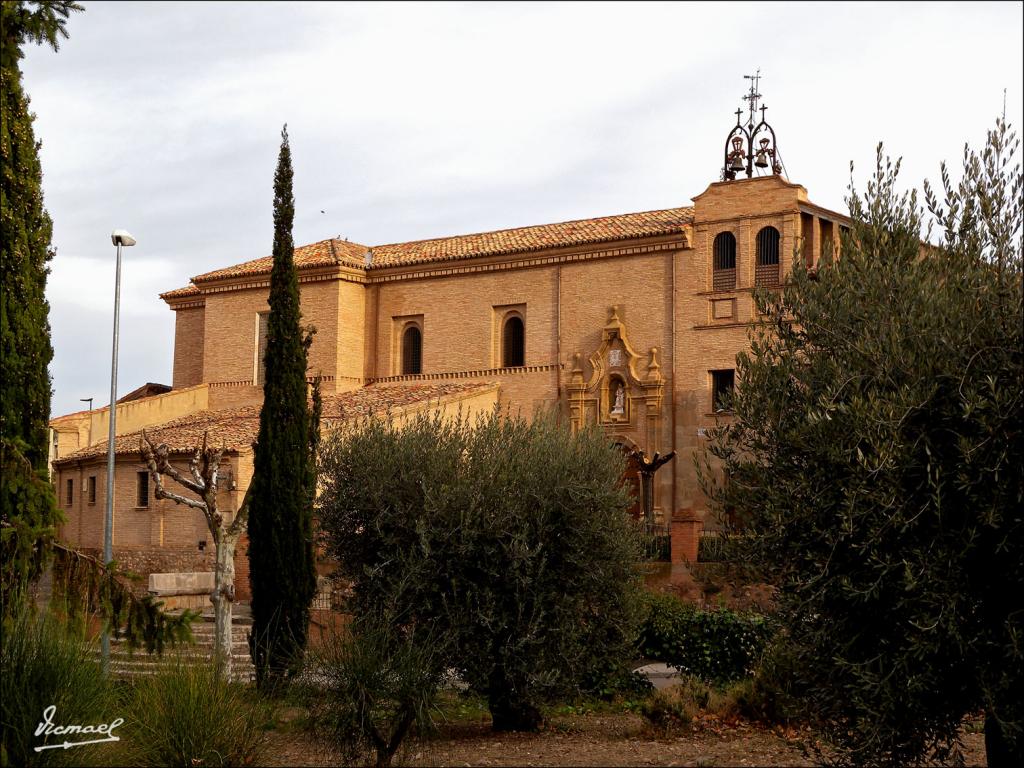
[264,711,989,767]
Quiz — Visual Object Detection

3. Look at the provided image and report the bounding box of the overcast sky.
[21,1,1024,417]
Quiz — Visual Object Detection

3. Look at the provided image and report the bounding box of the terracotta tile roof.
[117,382,172,404]
[367,207,694,268]
[191,239,368,284]
[159,284,201,300]
[53,382,497,465]
[163,208,693,297]
[319,381,497,421]
[55,406,262,463]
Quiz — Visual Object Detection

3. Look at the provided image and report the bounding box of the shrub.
[304,618,443,768]
[639,592,771,683]
[120,658,272,767]
[733,635,804,725]
[1,609,119,767]
[639,676,714,733]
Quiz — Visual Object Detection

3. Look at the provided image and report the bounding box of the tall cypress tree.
[247,125,317,690]
[1,1,82,617]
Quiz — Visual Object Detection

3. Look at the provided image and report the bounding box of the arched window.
[755,226,781,286]
[401,324,422,375]
[502,315,525,368]
[712,232,737,291]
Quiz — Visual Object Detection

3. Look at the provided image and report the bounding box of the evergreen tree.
[247,125,317,691]
[1,0,82,617]
[703,120,1022,766]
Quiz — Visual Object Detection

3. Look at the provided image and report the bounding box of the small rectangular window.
[65,478,73,505]
[88,476,97,504]
[137,471,150,508]
[711,370,735,412]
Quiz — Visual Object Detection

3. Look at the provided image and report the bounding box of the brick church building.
[50,103,850,591]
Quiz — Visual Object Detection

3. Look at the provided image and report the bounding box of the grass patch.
[119,658,274,767]
[1,609,120,768]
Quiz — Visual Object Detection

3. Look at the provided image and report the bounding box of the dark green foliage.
[0,0,81,618]
[0,439,58,616]
[317,409,644,731]
[50,544,195,654]
[247,125,318,691]
[703,119,1023,766]
[697,533,727,563]
[306,618,445,768]
[120,659,273,767]
[731,634,804,725]
[1,608,118,767]
[638,592,771,684]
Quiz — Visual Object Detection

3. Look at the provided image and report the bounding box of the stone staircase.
[88,609,256,683]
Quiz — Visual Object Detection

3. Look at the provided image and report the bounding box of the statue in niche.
[611,383,625,415]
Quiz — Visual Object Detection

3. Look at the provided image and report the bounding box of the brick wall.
[75,546,218,596]
[56,452,248,552]
[172,306,205,388]
[201,281,342,390]
[151,175,844,541]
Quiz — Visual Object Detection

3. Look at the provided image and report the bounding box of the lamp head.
[111,229,136,247]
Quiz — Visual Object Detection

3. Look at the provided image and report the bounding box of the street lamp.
[103,229,135,670]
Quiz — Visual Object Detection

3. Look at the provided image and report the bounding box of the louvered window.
[255,312,269,385]
[755,226,781,286]
[502,316,525,368]
[712,232,737,291]
[402,325,422,375]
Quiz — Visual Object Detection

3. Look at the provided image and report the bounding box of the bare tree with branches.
[140,430,250,680]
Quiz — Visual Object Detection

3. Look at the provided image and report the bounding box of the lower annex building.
[50,122,850,595]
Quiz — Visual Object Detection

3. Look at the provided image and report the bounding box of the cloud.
[18,1,1023,416]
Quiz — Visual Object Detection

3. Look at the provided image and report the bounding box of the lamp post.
[102,229,135,671]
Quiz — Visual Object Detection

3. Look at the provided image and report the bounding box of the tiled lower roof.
[161,207,693,298]
[53,382,497,464]
[319,381,497,421]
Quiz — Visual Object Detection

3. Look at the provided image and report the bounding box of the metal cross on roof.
[742,69,762,129]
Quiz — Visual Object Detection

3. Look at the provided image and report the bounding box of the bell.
[729,153,746,172]
[754,150,769,168]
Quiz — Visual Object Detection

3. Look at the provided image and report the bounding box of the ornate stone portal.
[567,306,667,514]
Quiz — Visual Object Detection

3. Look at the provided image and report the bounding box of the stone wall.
[76,546,217,597]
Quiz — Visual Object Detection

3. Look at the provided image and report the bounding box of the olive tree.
[702,119,1022,766]
[317,408,643,731]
